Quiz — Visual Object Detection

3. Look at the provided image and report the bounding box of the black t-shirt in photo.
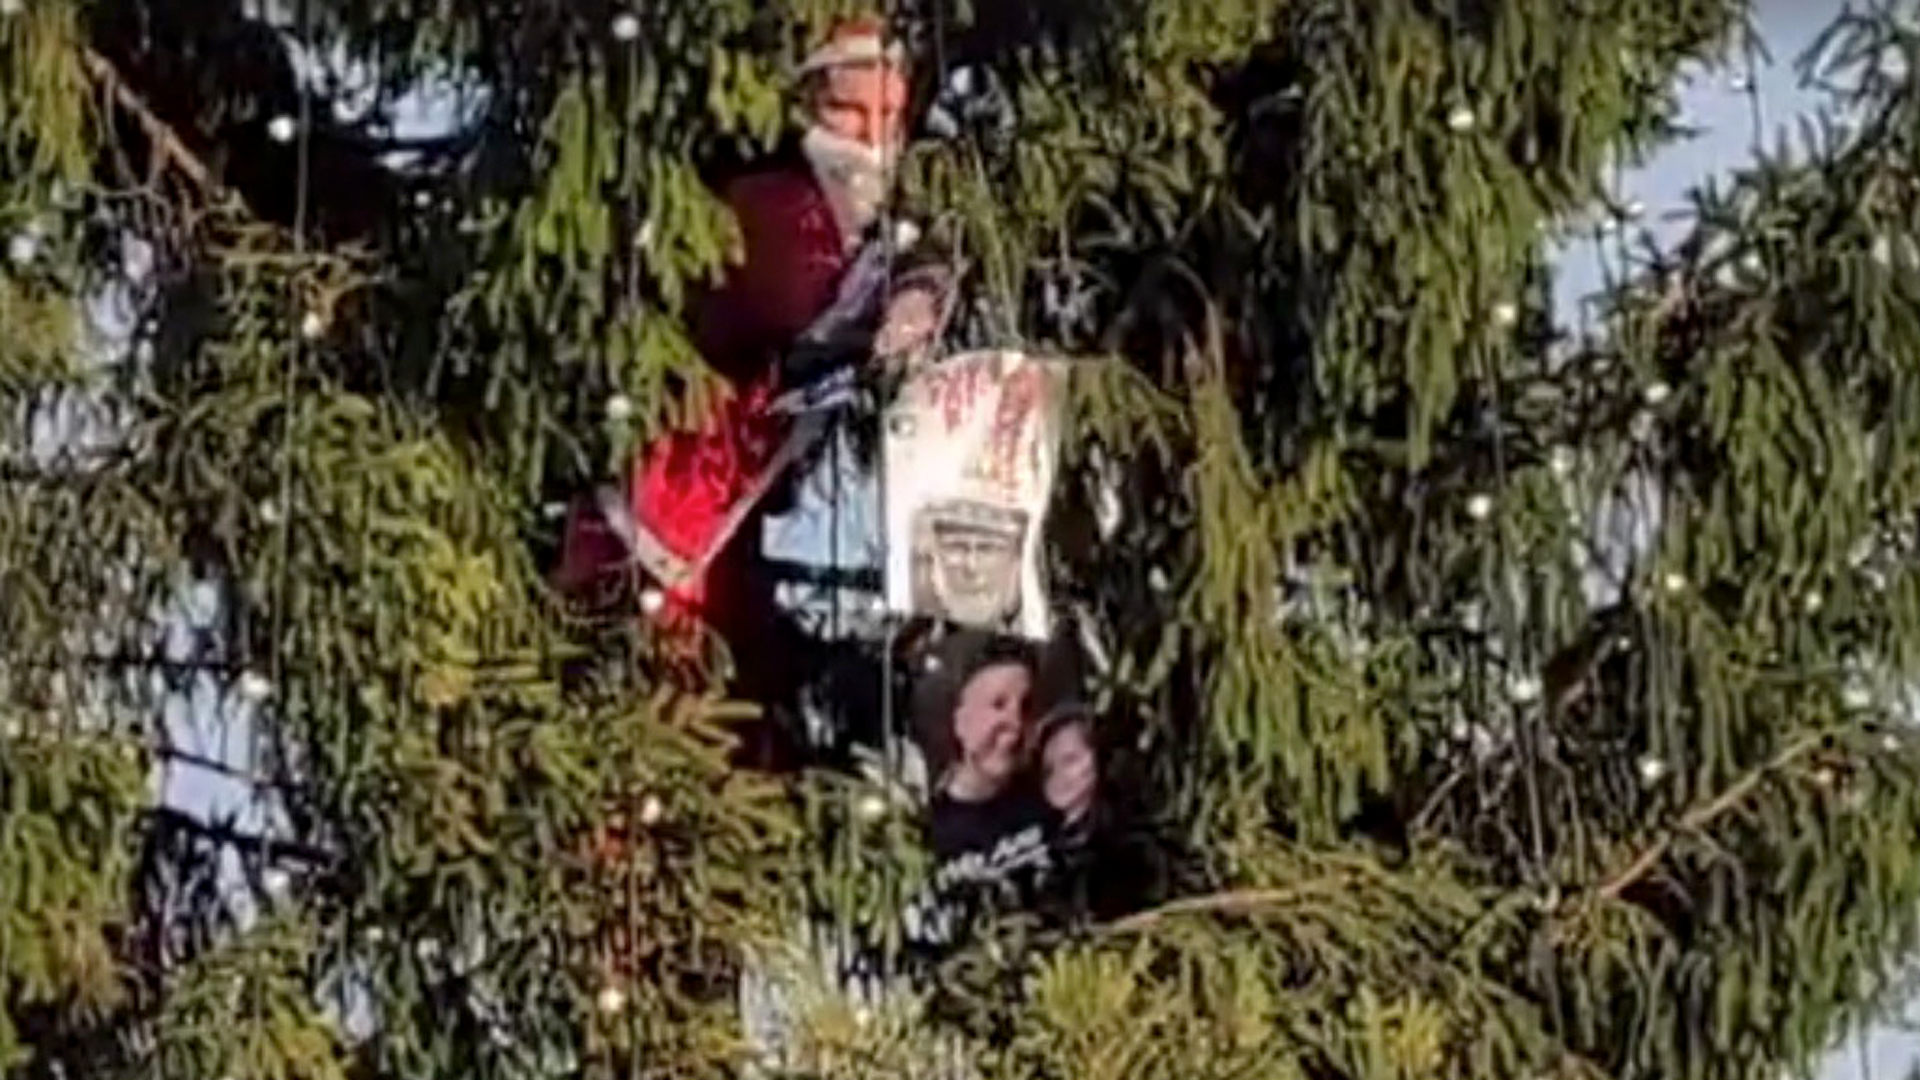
[903,785,1058,959]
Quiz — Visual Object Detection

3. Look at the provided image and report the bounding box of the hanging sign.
[882,350,1067,641]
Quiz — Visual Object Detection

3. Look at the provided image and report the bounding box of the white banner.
[882,350,1066,641]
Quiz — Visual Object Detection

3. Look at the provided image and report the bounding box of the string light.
[267,115,299,144]
[1642,381,1672,406]
[6,230,37,266]
[1636,753,1669,785]
[637,793,665,826]
[1465,493,1494,521]
[605,393,634,421]
[1491,300,1520,328]
[1506,672,1542,705]
[299,309,328,340]
[857,793,889,822]
[1547,445,1576,478]
[1446,104,1477,132]
[237,671,274,703]
[1661,571,1688,595]
[610,12,640,41]
[597,984,629,1014]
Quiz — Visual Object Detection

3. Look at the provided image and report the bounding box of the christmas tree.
[7,0,1920,1078]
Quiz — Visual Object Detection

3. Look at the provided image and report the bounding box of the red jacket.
[557,154,848,623]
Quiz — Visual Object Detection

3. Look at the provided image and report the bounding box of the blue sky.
[151,2,1920,1071]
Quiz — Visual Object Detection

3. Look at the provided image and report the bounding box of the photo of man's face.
[911,500,1027,630]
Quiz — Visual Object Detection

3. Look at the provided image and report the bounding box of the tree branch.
[1101,873,1359,934]
[79,46,219,196]
[1586,731,1827,904]
[142,804,331,867]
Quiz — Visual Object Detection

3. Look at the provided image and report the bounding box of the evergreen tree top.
[6,1,1920,1079]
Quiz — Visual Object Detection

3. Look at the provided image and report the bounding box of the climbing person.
[555,15,942,767]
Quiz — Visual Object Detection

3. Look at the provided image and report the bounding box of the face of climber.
[950,661,1032,792]
[1042,720,1097,823]
[803,59,908,237]
[812,60,908,150]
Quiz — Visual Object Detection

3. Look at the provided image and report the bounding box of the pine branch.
[142,804,330,867]
[1585,731,1828,904]
[1101,873,1360,934]
[79,46,219,196]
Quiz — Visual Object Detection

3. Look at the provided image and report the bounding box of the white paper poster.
[882,350,1066,641]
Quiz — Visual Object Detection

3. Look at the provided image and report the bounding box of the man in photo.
[908,499,1029,633]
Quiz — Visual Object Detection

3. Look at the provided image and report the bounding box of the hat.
[798,16,905,76]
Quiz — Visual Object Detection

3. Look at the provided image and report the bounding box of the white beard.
[802,126,893,245]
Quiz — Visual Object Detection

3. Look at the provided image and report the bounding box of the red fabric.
[556,157,849,628]
[627,370,785,611]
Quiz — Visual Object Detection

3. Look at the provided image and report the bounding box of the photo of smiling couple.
[896,620,1130,953]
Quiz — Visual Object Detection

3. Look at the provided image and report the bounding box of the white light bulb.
[1147,566,1170,593]
[857,793,888,822]
[597,984,628,1014]
[1506,673,1542,705]
[637,794,664,826]
[1872,235,1895,267]
[610,12,640,41]
[605,394,633,421]
[542,501,569,521]
[7,231,37,266]
[1661,571,1688,595]
[1548,445,1576,478]
[237,671,274,702]
[638,588,666,616]
[299,310,327,340]
[1636,753,1669,785]
[1881,732,1901,752]
[259,499,282,526]
[1446,104,1477,132]
[1465,493,1494,521]
[1491,301,1520,328]
[267,115,298,144]
[1642,381,1672,406]
[1622,198,1646,221]
[1843,684,1873,710]
[262,867,291,896]
[1803,591,1823,614]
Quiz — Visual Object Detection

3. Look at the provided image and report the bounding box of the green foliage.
[7,0,1920,1078]
[0,731,145,1072]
